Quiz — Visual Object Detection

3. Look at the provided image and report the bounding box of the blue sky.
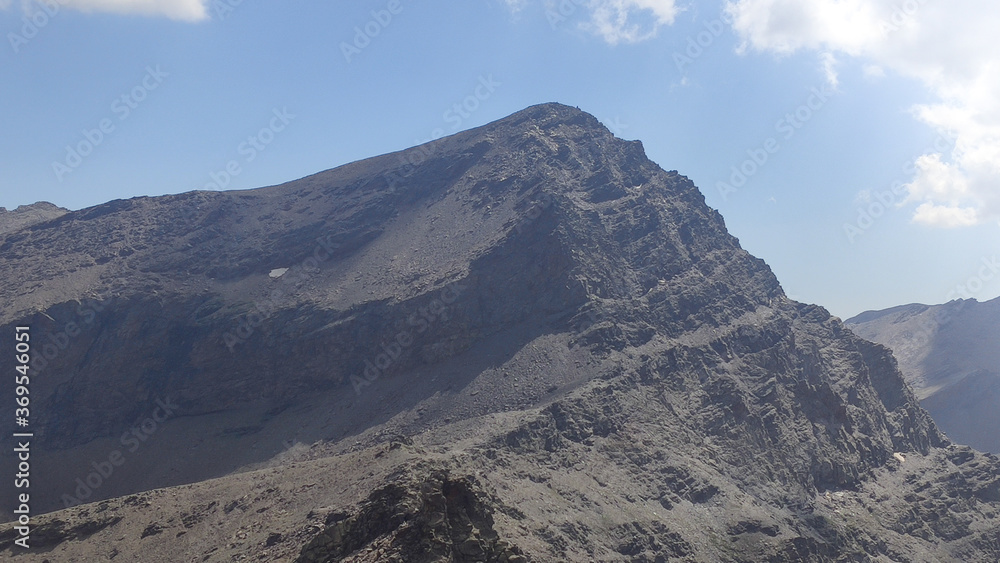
[2,0,998,318]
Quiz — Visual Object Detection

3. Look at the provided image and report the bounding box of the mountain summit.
[2,103,998,561]
[0,202,67,235]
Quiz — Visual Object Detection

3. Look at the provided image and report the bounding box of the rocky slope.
[0,202,68,235]
[1,103,998,561]
[847,297,1000,453]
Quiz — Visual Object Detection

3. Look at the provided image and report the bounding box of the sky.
[1,0,998,319]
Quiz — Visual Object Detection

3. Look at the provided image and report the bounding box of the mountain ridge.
[0,202,68,236]
[847,296,1000,453]
[1,103,998,561]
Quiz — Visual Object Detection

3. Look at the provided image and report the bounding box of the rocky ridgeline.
[0,104,997,560]
[0,202,67,235]
[848,297,1000,454]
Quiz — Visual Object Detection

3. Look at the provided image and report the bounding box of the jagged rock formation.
[847,297,1000,453]
[295,468,527,563]
[1,103,998,561]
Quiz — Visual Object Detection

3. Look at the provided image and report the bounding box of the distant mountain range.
[1,104,998,561]
[847,297,1000,453]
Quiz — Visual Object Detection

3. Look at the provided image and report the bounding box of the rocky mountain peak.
[1,105,998,561]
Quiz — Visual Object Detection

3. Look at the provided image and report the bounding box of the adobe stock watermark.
[351,281,467,395]
[894,254,997,350]
[716,83,835,201]
[7,0,69,54]
[210,0,248,20]
[673,14,732,73]
[383,74,500,191]
[880,0,932,34]
[514,190,554,235]
[203,107,295,191]
[59,397,179,508]
[51,65,168,182]
[340,0,404,64]
[544,0,586,30]
[604,116,628,137]
[444,75,501,131]
[30,297,107,376]
[223,233,340,351]
[842,132,954,243]
[946,255,1000,301]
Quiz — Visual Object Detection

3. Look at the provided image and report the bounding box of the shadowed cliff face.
[1,103,788,454]
[1,104,996,562]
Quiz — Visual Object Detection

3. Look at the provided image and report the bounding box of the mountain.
[0,202,68,235]
[2,103,998,561]
[847,297,1000,453]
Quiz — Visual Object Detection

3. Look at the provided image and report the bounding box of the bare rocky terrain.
[0,203,68,236]
[847,297,1000,454]
[1,103,998,561]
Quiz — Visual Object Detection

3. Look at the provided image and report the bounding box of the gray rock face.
[295,469,527,563]
[1,103,998,561]
[0,201,68,235]
[847,297,1000,453]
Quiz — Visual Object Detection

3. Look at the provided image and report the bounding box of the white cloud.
[5,0,208,21]
[863,63,884,78]
[726,0,884,55]
[821,51,838,88]
[904,153,971,203]
[534,0,678,44]
[725,0,1000,227]
[912,203,979,228]
[502,0,529,13]
[581,0,679,45]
